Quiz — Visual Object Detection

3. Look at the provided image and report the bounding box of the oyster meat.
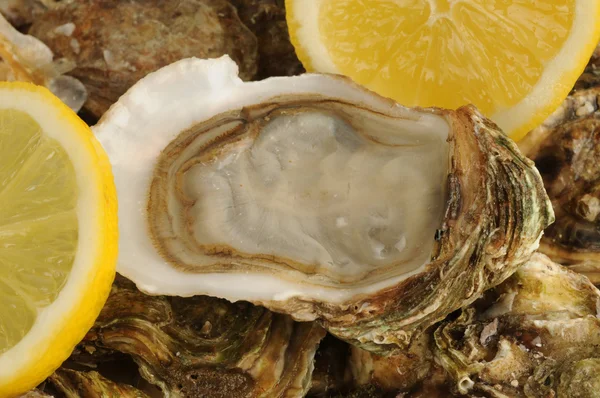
[434,253,600,397]
[67,276,325,398]
[94,56,552,353]
[0,11,86,111]
[28,0,258,119]
[520,79,600,283]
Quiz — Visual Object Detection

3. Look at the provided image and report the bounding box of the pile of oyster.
[4,1,600,398]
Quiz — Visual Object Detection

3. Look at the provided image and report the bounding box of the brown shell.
[519,82,600,283]
[434,253,600,397]
[230,0,303,79]
[47,369,151,398]
[28,0,258,119]
[299,105,553,353]
[66,276,325,398]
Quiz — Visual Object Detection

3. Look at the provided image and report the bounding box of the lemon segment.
[287,0,600,140]
[0,109,78,355]
[0,82,117,397]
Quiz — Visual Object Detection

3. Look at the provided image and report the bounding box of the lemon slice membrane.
[287,0,600,140]
[0,83,117,397]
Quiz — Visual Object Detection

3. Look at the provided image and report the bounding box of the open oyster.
[434,253,600,397]
[94,56,552,353]
[519,81,600,283]
[67,276,325,398]
[0,11,86,111]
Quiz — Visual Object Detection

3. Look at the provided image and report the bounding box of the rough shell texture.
[519,83,600,283]
[230,0,303,79]
[46,369,150,398]
[572,41,600,92]
[68,276,325,398]
[16,390,53,398]
[94,56,553,354]
[0,0,55,28]
[434,253,600,397]
[309,333,450,397]
[28,0,258,118]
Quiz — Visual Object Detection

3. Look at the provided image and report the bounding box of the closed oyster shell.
[519,83,600,283]
[94,56,553,353]
[70,276,325,398]
[28,0,258,119]
[434,253,600,397]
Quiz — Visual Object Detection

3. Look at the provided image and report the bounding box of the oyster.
[28,0,258,119]
[68,276,325,398]
[0,11,86,111]
[434,253,600,397]
[94,55,553,353]
[519,81,600,283]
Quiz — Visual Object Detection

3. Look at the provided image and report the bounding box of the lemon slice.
[0,82,117,397]
[286,0,600,140]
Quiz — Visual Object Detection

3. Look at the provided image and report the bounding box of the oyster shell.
[347,332,435,393]
[519,82,600,283]
[434,253,600,397]
[230,0,303,79]
[28,0,258,119]
[0,0,55,28]
[94,56,553,353]
[69,276,325,398]
[309,332,449,397]
[17,390,53,398]
[47,369,150,398]
[0,11,87,111]
[572,41,600,92]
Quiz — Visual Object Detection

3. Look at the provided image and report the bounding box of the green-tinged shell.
[69,276,325,398]
[47,369,150,398]
[325,106,554,353]
[434,253,600,397]
[519,79,600,284]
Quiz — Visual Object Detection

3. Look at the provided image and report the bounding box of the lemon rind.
[286,0,600,141]
[0,82,117,397]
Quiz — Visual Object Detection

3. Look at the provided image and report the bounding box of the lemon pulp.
[0,109,78,354]
[319,0,575,115]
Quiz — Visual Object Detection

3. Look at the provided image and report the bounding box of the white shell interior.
[94,56,450,305]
